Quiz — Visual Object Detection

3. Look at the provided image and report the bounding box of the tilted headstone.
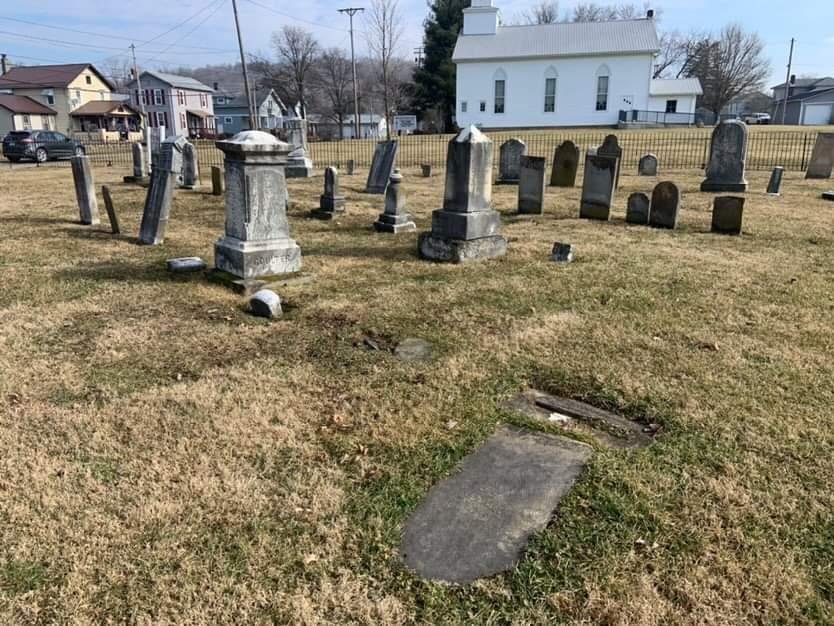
[767,166,784,195]
[345,159,355,175]
[517,155,546,214]
[626,192,650,225]
[70,155,100,225]
[579,154,617,221]
[211,165,223,196]
[311,166,346,220]
[374,168,416,233]
[550,140,579,187]
[700,119,748,192]
[418,126,507,263]
[249,289,282,319]
[597,135,622,188]
[711,196,745,235]
[365,140,399,194]
[497,138,526,184]
[638,153,658,176]
[214,130,301,279]
[805,133,834,179]
[421,163,432,178]
[101,185,119,234]
[649,181,680,229]
[138,135,187,245]
[181,141,199,189]
[551,242,575,263]
[284,118,313,178]
[123,142,147,183]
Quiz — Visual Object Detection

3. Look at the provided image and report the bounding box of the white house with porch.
[452,0,702,128]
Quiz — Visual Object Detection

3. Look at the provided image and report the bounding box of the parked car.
[743,112,771,125]
[2,130,85,163]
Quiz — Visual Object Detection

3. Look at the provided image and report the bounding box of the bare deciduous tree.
[365,0,404,139]
[523,1,560,24]
[571,2,657,22]
[653,30,686,79]
[316,48,353,139]
[271,25,319,118]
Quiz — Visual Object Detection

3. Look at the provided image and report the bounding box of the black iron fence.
[74,128,822,174]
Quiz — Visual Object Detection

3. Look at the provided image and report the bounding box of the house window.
[74,90,81,100]
[85,75,92,84]
[178,91,185,105]
[22,114,31,130]
[46,95,55,105]
[153,89,163,105]
[181,112,187,128]
[224,116,233,124]
[461,101,467,113]
[494,79,505,114]
[479,101,486,112]
[42,115,52,130]
[596,75,609,111]
[665,99,678,113]
[99,91,105,100]
[200,94,206,107]
[216,97,225,104]
[544,77,556,112]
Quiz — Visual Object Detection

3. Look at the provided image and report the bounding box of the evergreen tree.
[414,0,468,131]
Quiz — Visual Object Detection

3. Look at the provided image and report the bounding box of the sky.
[1,0,832,90]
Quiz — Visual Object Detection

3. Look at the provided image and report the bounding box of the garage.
[802,103,833,125]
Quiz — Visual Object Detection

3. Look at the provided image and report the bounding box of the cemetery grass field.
[1,163,834,624]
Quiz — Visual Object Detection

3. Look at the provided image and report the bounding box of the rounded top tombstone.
[228,130,283,145]
[216,130,290,162]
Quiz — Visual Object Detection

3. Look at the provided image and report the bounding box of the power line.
[139,0,228,67]
[139,0,228,47]
[246,0,348,33]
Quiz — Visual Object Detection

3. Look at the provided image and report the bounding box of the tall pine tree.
[414,0,468,131]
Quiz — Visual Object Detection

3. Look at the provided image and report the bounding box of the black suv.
[2,130,86,163]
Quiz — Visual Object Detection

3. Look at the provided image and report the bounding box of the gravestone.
[805,133,834,179]
[418,126,507,262]
[249,289,282,319]
[496,138,526,184]
[365,140,398,194]
[311,166,345,220]
[638,153,658,176]
[517,155,546,214]
[597,134,622,188]
[180,141,199,189]
[400,425,591,583]
[421,164,432,178]
[822,191,834,201]
[213,130,302,279]
[373,168,415,233]
[767,166,784,195]
[211,165,223,196]
[70,155,100,225]
[649,181,680,229]
[626,192,650,225]
[284,118,313,178]
[101,185,119,234]
[166,257,206,272]
[123,142,147,183]
[138,135,186,245]
[345,159,355,175]
[700,119,748,192]
[711,196,745,235]
[549,140,579,187]
[551,242,575,263]
[579,154,617,220]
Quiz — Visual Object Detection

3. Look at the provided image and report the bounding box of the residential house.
[0,95,57,136]
[214,89,285,136]
[452,1,702,128]
[71,101,142,138]
[318,114,388,140]
[0,63,116,134]
[125,71,215,138]
[771,77,834,125]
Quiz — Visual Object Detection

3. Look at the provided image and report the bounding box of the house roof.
[70,100,141,116]
[452,18,660,62]
[0,63,114,91]
[129,71,214,93]
[650,78,703,96]
[214,90,283,110]
[0,94,57,115]
[785,87,834,103]
[771,77,834,90]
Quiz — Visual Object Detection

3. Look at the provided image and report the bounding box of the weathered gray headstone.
[418,126,507,262]
[497,138,526,184]
[249,289,282,318]
[638,153,658,176]
[711,196,745,235]
[700,119,748,192]
[284,118,313,178]
[597,134,622,188]
[180,141,199,189]
[806,133,834,179]
[373,168,415,233]
[101,185,119,234]
[767,166,784,195]
[549,140,579,187]
[138,135,186,245]
[551,242,574,263]
[211,165,223,196]
[311,166,345,220]
[365,140,399,194]
[213,130,302,279]
[626,192,650,225]
[400,425,591,583]
[517,156,546,214]
[123,142,148,183]
[649,181,680,229]
[70,155,100,225]
[579,153,617,221]
[166,257,206,273]
[421,163,432,178]
[345,159,355,175]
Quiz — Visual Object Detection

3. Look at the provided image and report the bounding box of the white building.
[452,0,702,129]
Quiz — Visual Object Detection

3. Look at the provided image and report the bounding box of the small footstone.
[711,196,745,235]
[421,164,432,177]
[249,289,282,319]
[167,257,207,273]
[551,242,574,263]
[626,192,650,225]
[400,425,591,584]
[394,338,432,362]
[822,191,834,202]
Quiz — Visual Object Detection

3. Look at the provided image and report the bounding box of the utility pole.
[231,0,257,130]
[130,43,151,174]
[780,38,795,126]
[339,7,364,140]
[413,47,424,68]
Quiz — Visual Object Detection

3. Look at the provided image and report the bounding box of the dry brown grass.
[1,159,833,625]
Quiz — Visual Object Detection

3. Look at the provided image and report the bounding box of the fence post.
[801,134,809,171]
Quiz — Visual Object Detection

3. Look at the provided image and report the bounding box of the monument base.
[579,202,611,221]
[822,191,834,201]
[208,269,314,296]
[214,236,302,280]
[123,175,148,184]
[319,195,345,211]
[374,212,416,233]
[700,180,748,192]
[430,208,502,240]
[309,207,343,220]
[418,233,507,263]
[285,157,314,178]
[495,177,519,185]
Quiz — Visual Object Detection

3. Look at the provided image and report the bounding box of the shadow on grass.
[304,239,419,261]
[55,258,183,284]
[1,215,80,226]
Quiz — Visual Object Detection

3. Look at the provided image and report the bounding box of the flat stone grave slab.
[394,338,433,363]
[166,257,207,273]
[208,269,315,296]
[503,389,654,449]
[400,425,591,584]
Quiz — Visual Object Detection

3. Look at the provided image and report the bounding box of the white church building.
[452,0,702,129]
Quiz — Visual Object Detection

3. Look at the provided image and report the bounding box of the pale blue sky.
[1,0,832,89]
